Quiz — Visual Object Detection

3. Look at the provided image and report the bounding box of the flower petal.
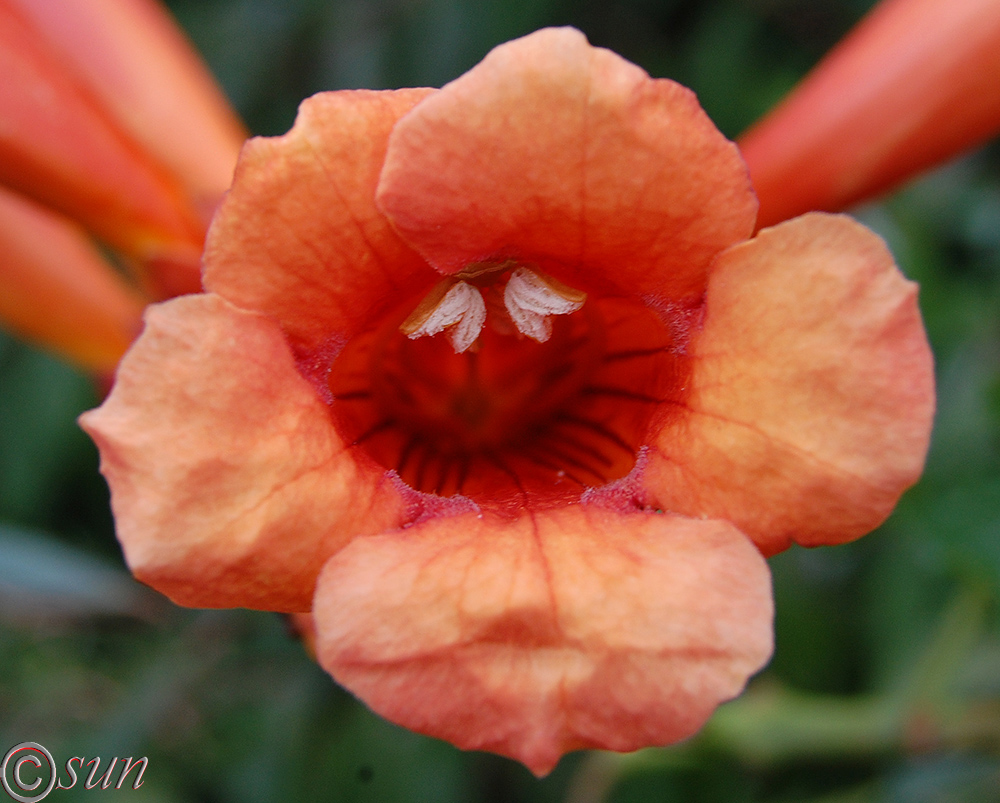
[740,0,1000,227]
[376,27,757,300]
[0,186,143,373]
[203,89,435,353]
[79,293,407,612]
[314,504,773,775]
[643,213,935,555]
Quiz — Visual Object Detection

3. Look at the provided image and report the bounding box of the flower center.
[326,263,695,511]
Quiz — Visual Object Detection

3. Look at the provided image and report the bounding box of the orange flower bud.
[0,0,205,269]
[5,0,246,216]
[740,0,1000,227]
[0,186,143,372]
[0,0,246,364]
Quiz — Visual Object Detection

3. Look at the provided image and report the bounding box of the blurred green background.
[2,0,999,800]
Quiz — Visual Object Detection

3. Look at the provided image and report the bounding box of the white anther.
[406,281,486,354]
[503,268,586,343]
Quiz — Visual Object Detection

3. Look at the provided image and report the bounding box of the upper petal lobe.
[376,27,757,300]
[204,89,436,353]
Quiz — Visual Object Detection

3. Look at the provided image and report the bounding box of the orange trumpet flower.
[740,0,1000,228]
[81,29,934,773]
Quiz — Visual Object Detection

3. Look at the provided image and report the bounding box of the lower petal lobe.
[80,293,406,612]
[643,213,935,555]
[313,504,772,775]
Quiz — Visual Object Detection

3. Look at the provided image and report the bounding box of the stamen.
[400,265,586,353]
[400,280,486,354]
[504,268,586,342]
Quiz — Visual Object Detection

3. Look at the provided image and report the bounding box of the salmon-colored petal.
[203,89,436,353]
[741,0,1000,227]
[79,293,407,612]
[8,0,246,213]
[643,213,935,556]
[376,27,757,300]
[314,505,773,775]
[0,186,143,372]
[0,1,204,272]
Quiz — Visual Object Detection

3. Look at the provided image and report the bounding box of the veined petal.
[376,27,757,301]
[203,89,435,352]
[79,293,407,612]
[643,213,935,555]
[741,0,1000,227]
[6,0,246,214]
[0,1,205,276]
[0,186,143,372]
[314,505,773,775]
